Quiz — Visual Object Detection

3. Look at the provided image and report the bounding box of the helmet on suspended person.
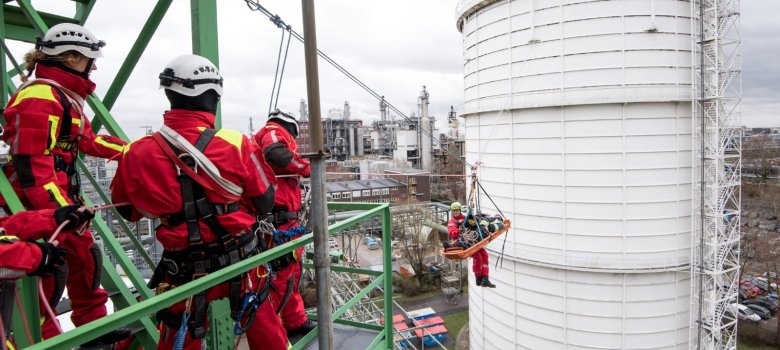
[36,23,105,59]
[451,202,462,211]
[268,109,299,138]
[159,54,223,97]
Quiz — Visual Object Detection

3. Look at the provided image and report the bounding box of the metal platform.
[236,324,380,350]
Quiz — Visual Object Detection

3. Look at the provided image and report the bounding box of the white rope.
[158,125,244,197]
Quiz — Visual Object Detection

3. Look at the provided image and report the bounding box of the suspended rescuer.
[111,54,288,350]
[0,23,129,343]
[0,206,94,349]
[444,202,496,288]
[253,109,315,337]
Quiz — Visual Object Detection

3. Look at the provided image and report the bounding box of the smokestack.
[379,96,388,122]
[299,99,309,121]
[419,86,432,171]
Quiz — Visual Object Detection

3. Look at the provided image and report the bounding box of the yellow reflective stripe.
[71,118,81,126]
[95,136,124,152]
[47,115,60,154]
[0,235,20,243]
[10,84,57,107]
[43,182,69,206]
[215,129,244,154]
[6,340,16,350]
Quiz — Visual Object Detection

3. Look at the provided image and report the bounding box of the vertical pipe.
[301,1,332,348]
[381,205,393,349]
[697,0,705,347]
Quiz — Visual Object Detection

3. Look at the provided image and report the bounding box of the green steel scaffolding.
[1,1,395,349]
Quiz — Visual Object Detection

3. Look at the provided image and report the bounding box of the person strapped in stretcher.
[442,202,502,288]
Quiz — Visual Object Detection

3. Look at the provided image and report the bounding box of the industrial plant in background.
[455,0,741,349]
[294,85,467,203]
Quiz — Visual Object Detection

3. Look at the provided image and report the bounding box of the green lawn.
[443,309,469,350]
[738,340,775,350]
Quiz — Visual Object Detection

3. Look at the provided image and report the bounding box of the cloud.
[4,0,776,140]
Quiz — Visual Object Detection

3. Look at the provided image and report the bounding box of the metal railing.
[16,201,394,350]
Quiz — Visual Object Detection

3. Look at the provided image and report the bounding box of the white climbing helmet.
[158,54,223,97]
[268,109,299,136]
[36,23,105,59]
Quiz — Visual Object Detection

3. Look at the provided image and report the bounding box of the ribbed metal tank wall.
[456,0,695,348]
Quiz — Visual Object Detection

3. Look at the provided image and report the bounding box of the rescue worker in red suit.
[445,202,496,288]
[253,110,315,337]
[0,206,92,350]
[111,54,287,350]
[0,23,129,343]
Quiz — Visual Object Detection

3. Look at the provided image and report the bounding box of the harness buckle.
[176,153,197,176]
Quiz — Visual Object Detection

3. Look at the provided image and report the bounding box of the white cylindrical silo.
[457,0,694,348]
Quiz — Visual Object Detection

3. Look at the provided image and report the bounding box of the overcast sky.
[12,0,779,141]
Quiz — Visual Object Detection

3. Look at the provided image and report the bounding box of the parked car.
[746,304,772,320]
[743,298,777,315]
[767,292,778,300]
[751,278,770,292]
[729,303,761,322]
[368,241,380,250]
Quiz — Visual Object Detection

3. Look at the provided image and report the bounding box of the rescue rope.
[13,290,33,345]
[35,202,132,338]
[268,15,292,115]
[272,226,309,245]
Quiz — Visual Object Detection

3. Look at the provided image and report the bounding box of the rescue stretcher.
[441,219,511,260]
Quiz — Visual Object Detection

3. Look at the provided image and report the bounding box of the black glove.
[54,205,95,230]
[32,242,67,276]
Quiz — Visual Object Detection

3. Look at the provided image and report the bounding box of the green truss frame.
[1,2,395,349]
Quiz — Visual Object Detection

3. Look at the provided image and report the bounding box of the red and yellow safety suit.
[111,109,286,350]
[253,121,311,331]
[1,64,126,338]
[0,209,65,350]
[448,213,489,279]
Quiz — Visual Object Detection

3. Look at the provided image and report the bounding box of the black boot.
[480,276,496,288]
[475,276,483,286]
[287,319,317,338]
[80,327,132,349]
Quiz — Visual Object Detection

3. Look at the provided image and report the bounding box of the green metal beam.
[80,178,155,300]
[80,194,159,348]
[77,160,154,269]
[190,0,221,128]
[333,318,384,332]
[26,235,314,350]
[381,205,394,350]
[301,263,383,277]
[332,275,384,320]
[94,0,172,134]
[2,4,74,42]
[15,0,51,35]
[366,332,387,350]
[74,1,97,25]
[328,204,385,235]
[85,96,129,141]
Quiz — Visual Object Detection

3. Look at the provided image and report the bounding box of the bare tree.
[394,207,439,288]
[743,134,779,183]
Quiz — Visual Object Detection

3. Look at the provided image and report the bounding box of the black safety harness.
[49,87,81,201]
[149,128,269,339]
